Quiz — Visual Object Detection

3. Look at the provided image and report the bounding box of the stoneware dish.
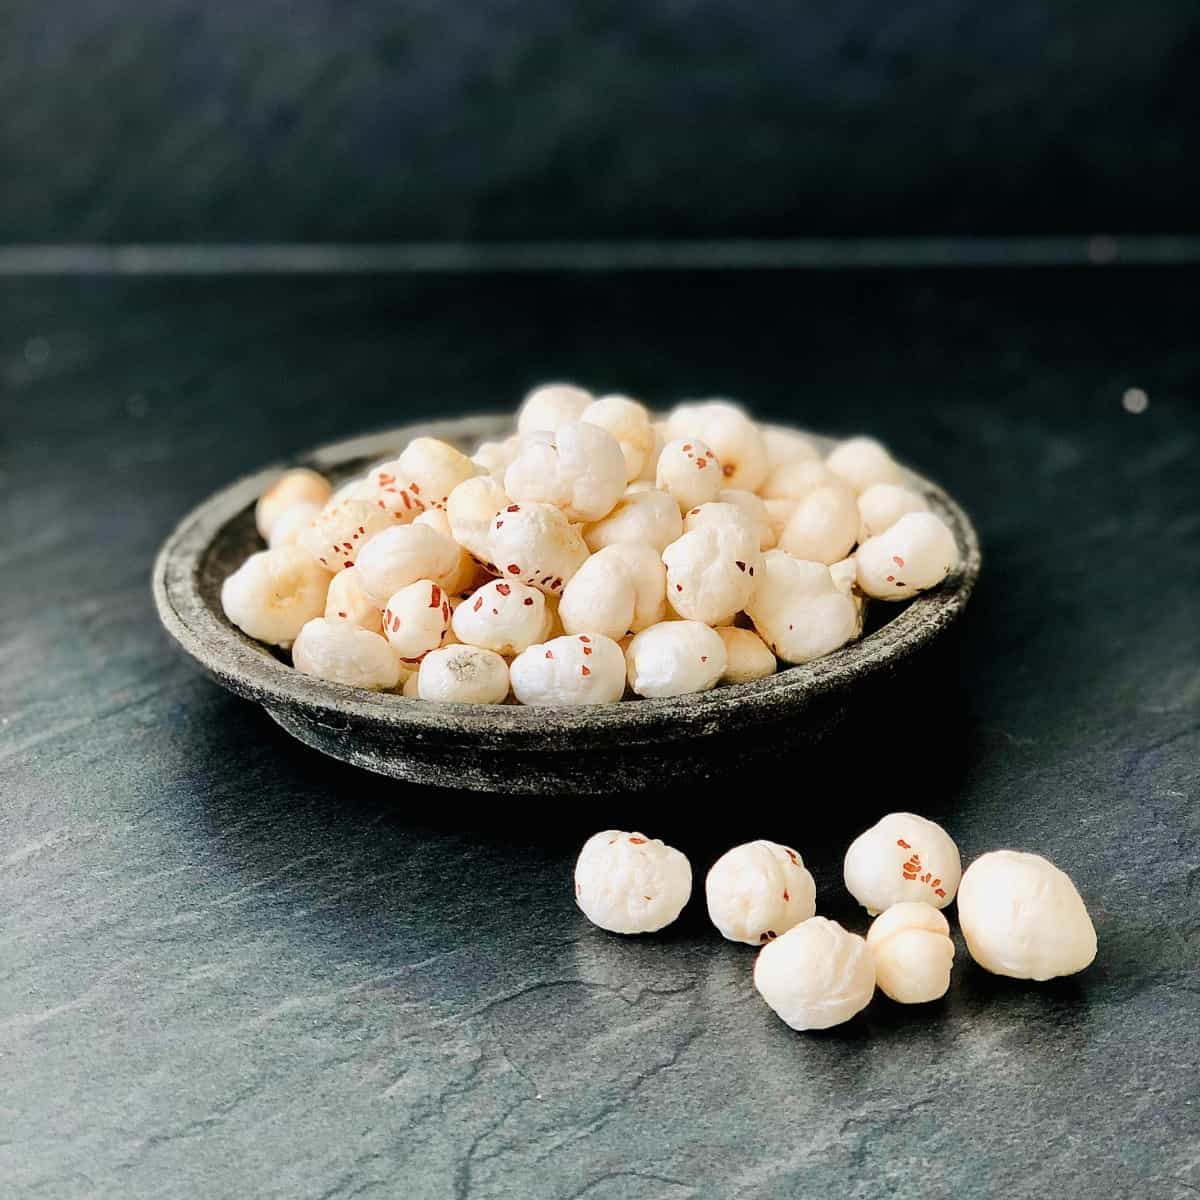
[153,415,980,794]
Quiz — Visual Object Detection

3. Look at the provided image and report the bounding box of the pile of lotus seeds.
[576,816,1098,1030]
[222,385,960,703]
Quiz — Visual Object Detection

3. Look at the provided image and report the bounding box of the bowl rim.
[153,414,981,751]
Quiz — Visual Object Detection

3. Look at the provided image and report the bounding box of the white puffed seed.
[381,579,453,665]
[857,483,929,541]
[365,437,481,520]
[957,851,1097,981]
[763,427,820,470]
[417,644,510,704]
[452,579,547,656]
[754,917,876,1031]
[581,394,654,481]
[705,841,816,945]
[298,499,394,573]
[866,902,955,1003]
[221,546,331,647]
[760,459,837,502]
[255,468,332,539]
[843,812,962,915]
[593,542,667,631]
[665,401,768,491]
[624,620,726,698]
[292,618,401,691]
[714,626,777,684]
[504,421,627,523]
[557,553,636,641]
[267,500,322,549]
[634,420,666,483]
[574,830,692,934]
[717,489,775,549]
[826,436,903,494]
[745,551,860,665]
[779,484,860,564]
[355,524,463,606]
[663,524,761,626]
[682,500,758,543]
[471,435,522,478]
[763,498,798,544]
[510,634,626,705]
[856,512,958,600]
[656,438,723,512]
[414,508,477,594]
[583,488,683,554]
[324,566,383,635]
[516,382,593,435]
[486,502,589,596]
[446,475,510,563]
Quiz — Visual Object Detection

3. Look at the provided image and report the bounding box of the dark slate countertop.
[2,264,1198,1199]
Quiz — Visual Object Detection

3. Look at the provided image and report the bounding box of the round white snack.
[364,438,481,520]
[717,489,775,549]
[826,436,903,494]
[866,902,955,1004]
[221,546,331,647]
[417,644,510,704]
[291,618,401,691]
[828,555,859,597]
[682,500,758,542]
[452,579,547,655]
[856,511,958,600]
[715,626,777,684]
[656,438,723,512]
[662,524,761,626]
[298,498,394,573]
[594,541,667,631]
[583,488,683,554]
[324,565,383,635]
[857,483,929,541]
[843,812,962,915]
[763,427,819,470]
[255,468,332,539]
[779,484,860,564]
[447,474,510,563]
[957,851,1097,981]
[355,523,462,606]
[328,475,374,506]
[486,502,589,596]
[581,394,654,481]
[760,459,837,502]
[267,500,322,549]
[504,421,627,523]
[634,420,666,483]
[510,634,626,706]
[763,498,798,544]
[517,382,593,435]
[574,830,692,935]
[381,579,453,665]
[625,620,726,698]
[413,508,478,594]
[471,435,522,478]
[557,553,636,641]
[754,917,876,1031]
[665,401,768,491]
[745,551,860,665]
[706,840,817,945]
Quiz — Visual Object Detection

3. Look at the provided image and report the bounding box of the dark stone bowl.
[153,415,980,795]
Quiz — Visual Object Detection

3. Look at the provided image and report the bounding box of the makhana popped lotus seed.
[705,841,817,946]
[866,902,955,1003]
[574,830,692,934]
[843,812,962,915]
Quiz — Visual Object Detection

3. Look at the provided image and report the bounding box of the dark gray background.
[3,0,1199,241]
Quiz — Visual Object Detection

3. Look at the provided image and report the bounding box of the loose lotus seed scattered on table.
[866,901,956,1003]
[843,812,962,915]
[574,831,693,934]
[705,840,817,946]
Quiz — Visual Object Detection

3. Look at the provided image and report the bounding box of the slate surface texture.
[1,262,1198,1198]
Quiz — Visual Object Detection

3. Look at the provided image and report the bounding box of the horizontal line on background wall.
[1,236,1198,275]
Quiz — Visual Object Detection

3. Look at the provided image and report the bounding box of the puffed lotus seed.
[826,436,903,494]
[516,382,593,435]
[324,565,384,635]
[365,437,480,519]
[762,426,819,470]
[485,501,590,597]
[956,851,1097,981]
[583,488,683,554]
[593,541,667,632]
[581,394,654,481]
[866,902,955,1003]
[857,482,929,541]
[292,618,401,691]
[504,421,627,523]
[255,468,332,539]
[471,435,522,479]
[417,644,510,704]
[745,551,859,665]
[510,633,627,706]
[557,552,636,641]
[705,840,816,945]
[381,579,453,665]
[665,401,768,491]
[221,545,332,647]
[452,578,548,656]
[355,523,463,607]
[856,511,958,600]
[574,830,692,934]
[716,489,775,550]
[778,483,860,565]
[267,500,322,549]
[843,812,962,915]
[754,917,876,1031]
[656,438,724,512]
[714,626,777,684]
[298,499,394,573]
[413,508,479,595]
[662,523,761,626]
[625,620,726,698]
[446,474,510,563]
[760,458,836,502]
